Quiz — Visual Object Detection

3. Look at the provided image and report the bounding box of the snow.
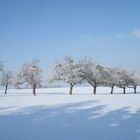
[0,87,140,140]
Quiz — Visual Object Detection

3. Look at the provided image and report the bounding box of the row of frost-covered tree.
[0,57,140,95]
[50,57,140,95]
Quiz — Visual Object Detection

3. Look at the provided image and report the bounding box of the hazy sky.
[0,0,140,72]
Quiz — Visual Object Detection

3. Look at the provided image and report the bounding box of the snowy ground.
[0,87,140,140]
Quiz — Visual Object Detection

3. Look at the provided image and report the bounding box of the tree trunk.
[32,84,36,96]
[123,87,126,94]
[134,86,137,94]
[5,83,8,94]
[92,82,97,95]
[93,86,96,94]
[69,84,74,95]
[110,84,114,94]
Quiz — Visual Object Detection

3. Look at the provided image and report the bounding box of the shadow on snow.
[0,100,140,140]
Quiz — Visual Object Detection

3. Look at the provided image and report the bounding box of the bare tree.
[15,59,42,96]
[1,70,13,94]
[49,56,83,95]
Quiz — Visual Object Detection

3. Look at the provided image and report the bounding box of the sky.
[0,0,140,73]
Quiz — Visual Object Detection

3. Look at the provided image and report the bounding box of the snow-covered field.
[0,87,140,140]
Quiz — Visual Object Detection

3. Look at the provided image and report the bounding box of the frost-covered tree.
[0,62,4,90]
[102,66,140,94]
[79,58,103,94]
[0,62,4,72]
[0,62,4,79]
[15,59,42,96]
[115,67,130,94]
[49,56,83,95]
[126,71,140,94]
[101,66,119,94]
[1,70,13,94]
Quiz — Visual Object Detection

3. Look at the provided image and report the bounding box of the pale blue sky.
[0,0,140,72]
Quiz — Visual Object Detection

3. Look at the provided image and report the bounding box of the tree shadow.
[0,100,140,140]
